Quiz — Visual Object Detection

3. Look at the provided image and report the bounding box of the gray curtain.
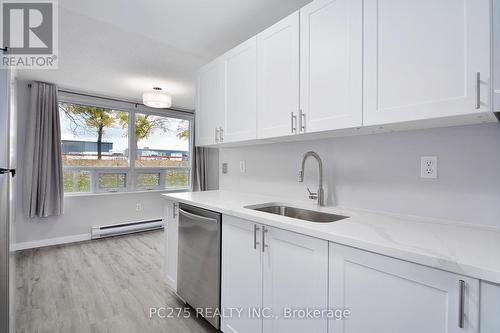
[193,147,209,191]
[24,82,63,217]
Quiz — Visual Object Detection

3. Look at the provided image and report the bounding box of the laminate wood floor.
[15,231,218,333]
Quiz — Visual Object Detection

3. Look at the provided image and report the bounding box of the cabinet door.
[224,37,257,143]
[257,11,300,139]
[300,0,362,133]
[480,281,500,333]
[196,58,225,146]
[262,226,328,333]
[363,0,491,125]
[221,216,263,333]
[164,201,178,291]
[330,244,479,333]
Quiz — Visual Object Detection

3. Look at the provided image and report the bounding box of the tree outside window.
[59,102,191,193]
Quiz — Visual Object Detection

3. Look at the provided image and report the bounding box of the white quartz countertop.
[162,190,500,284]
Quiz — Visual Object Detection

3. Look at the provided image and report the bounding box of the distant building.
[62,140,188,160]
[62,140,113,154]
[136,148,189,160]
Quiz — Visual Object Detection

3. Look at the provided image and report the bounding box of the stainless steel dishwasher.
[177,203,221,329]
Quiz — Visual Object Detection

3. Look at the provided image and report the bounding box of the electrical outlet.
[239,160,246,173]
[420,156,437,179]
[136,203,143,211]
[222,163,228,174]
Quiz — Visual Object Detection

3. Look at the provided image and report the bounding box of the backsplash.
[219,123,500,229]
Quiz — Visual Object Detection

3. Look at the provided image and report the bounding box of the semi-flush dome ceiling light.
[142,87,172,108]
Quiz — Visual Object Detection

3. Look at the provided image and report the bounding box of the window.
[97,172,127,192]
[135,113,190,168]
[60,103,129,168]
[166,169,190,188]
[136,172,161,190]
[59,97,192,194]
[63,170,91,193]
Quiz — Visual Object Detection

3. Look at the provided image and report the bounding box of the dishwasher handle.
[179,208,219,224]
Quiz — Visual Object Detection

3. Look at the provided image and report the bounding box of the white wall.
[14,191,168,245]
[219,123,500,229]
[13,80,182,245]
[207,148,219,190]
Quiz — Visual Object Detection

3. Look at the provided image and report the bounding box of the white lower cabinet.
[164,200,179,291]
[480,281,500,333]
[200,211,490,333]
[221,215,328,333]
[262,226,328,333]
[329,243,480,333]
[221,215,263,333]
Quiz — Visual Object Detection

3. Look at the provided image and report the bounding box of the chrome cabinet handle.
[219,127,224,142]
[475,72,481,109]
[300,109,306,133]
[179,208,218,224]
[261,226,268,252]
[172,202,178,218]
[253,224,260,250]
[291,112,297,134]
[459,280,465,328]
[0,168,15,177]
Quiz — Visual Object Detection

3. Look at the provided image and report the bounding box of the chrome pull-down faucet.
[298,151,325,206]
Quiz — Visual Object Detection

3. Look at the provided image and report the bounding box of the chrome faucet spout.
[298,151,325,206]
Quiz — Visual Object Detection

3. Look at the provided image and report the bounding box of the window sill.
[64,187,191,198]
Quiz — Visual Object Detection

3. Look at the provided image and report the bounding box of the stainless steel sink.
[246,204,348,223]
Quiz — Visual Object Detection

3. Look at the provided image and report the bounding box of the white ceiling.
[15,0,311,109]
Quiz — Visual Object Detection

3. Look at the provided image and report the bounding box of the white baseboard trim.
[12,233,91,251]
[165,275,177,292]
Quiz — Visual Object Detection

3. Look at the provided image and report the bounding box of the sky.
[60,109,190,153]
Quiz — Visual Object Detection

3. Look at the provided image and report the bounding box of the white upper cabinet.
[224,37,257,143]
[363,0,491,126]
[196,0,495,146]
[257,11,300,139]
[196,58,225,146]
[330,244,480,333]
[300,0,362,133]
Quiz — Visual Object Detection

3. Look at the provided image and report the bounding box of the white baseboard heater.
[91,219,164,239]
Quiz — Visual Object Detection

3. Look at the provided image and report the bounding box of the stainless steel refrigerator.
[0,65,14,333]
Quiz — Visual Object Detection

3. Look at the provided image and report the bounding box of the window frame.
[95,170,130,193]
[62,169,92,194]
[135,171,163,191]
[59,91,194,196]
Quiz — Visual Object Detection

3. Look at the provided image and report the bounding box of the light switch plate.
[239,160,246,173]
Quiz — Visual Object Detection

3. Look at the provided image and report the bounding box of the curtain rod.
[27,83,195,114]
